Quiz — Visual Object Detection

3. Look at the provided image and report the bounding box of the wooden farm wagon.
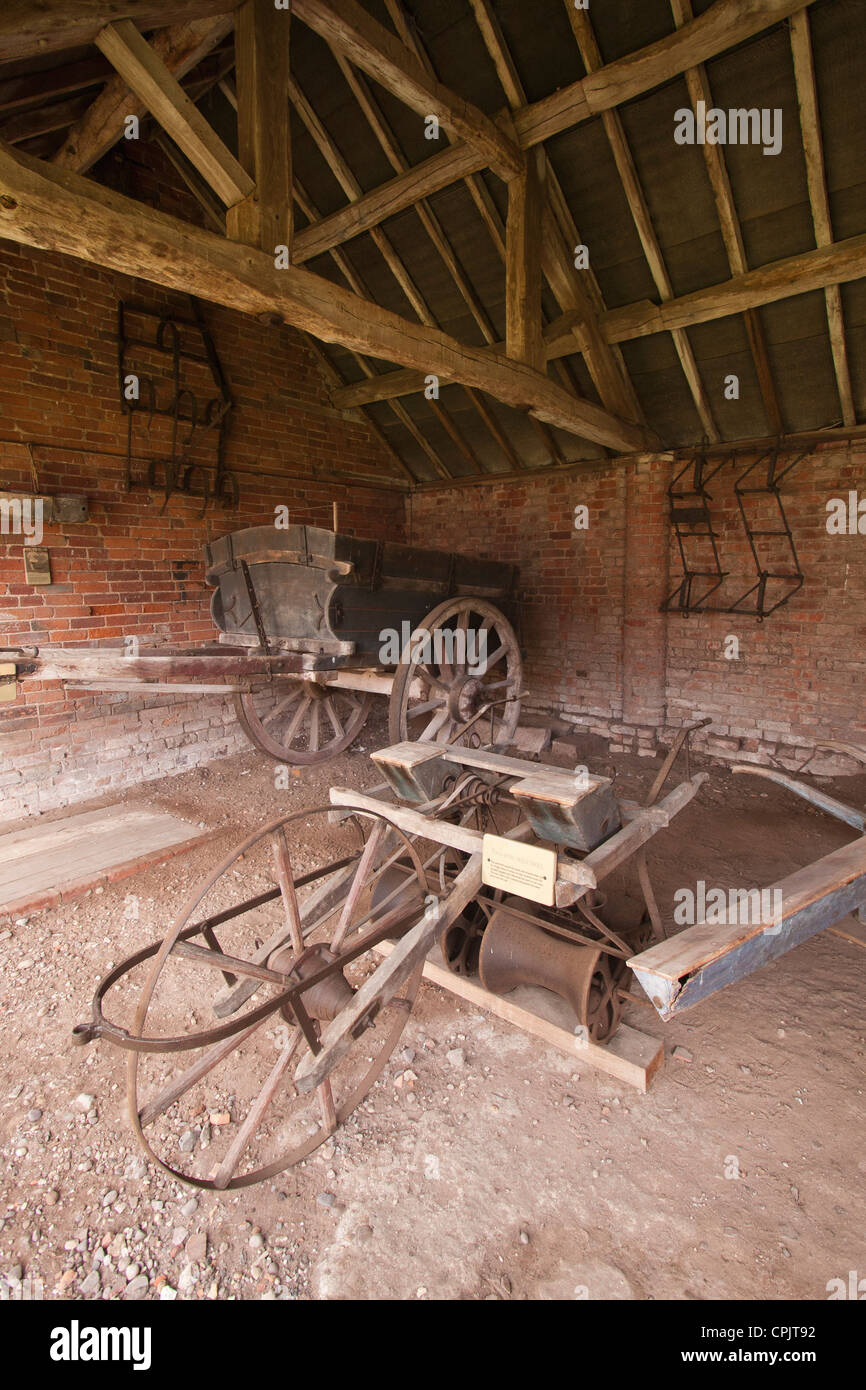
[4,524,524,763]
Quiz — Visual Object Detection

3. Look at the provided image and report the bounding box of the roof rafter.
[291,0,521,182]
[669,0,784,437]
[566,2,718,442]
[790,7,856,426]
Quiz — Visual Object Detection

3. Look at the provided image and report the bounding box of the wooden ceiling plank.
[0,94,94,146]
[93,18,252,206]
[226,0,291,254]
[291,0,520,181]
[790,7,856,426]
[0,58,112,118]
[670,0,784,439]
[569,3,718,441]
[0,141,652,452]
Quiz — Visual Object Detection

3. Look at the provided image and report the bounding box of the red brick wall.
[0,238,405,823]
[410,443,866,772]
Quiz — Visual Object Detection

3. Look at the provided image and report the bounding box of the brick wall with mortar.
[0,237,406,825]
[409,442,866,773]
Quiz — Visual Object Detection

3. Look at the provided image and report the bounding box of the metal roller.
[478,907,625,1043]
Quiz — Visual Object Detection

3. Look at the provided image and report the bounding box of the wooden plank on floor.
[375,940,663,1092]
[0,805,215,917]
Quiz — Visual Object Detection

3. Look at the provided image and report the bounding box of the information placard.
[481,833,557,906]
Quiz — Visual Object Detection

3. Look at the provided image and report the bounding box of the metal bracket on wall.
[118,298,237,514]
[661,446,806,619]
[661,449,730,615]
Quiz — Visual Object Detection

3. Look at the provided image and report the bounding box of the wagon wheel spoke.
[420,708,450,740]
[262,689,302,727]
[138,1016,267,1130]
[283,694,312,748]
[324,695,344,738]
[331,820,384,953]
[480,642,507,674]
[416,665,448,694]
[308,700,320,753]
[212,1027,304,1190]
[271,827,304,953]
[317,1077,337,1135]
[405,696,446,719]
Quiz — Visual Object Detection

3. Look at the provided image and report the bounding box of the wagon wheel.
[234,681,371,764]
[389,597,522,749]
[123,805,427,1189]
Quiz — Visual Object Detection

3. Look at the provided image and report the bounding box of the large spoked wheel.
[388,597,522,749]
[234,681,371,764]
[122,805,427,1189]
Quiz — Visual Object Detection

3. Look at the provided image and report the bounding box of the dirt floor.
[1,712,864,1302]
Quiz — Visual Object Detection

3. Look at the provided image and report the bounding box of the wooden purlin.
[669,0,784,438]
[566,3,718,442]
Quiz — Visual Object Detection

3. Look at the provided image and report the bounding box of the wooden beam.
[93,19,252,206]
[0,2,236,63]
[514,0,817,149]
[467,0,643,427]
[506,150,545,373]
[334,233,866,408]
[291,0,521,181]
[568,3,718,441]
[0,141,652,453]
[227,0,291,253]
[53,15,233,174]
[292,141,486,265]
[790,8,856,426]
[669,0,783,437]
[600,234,866,343]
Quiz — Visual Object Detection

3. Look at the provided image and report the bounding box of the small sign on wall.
[482,833,557,907]
[24,547,52,585]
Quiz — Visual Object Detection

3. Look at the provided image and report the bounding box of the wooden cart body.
[204,524,517,661]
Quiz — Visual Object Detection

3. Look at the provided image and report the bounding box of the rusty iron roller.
[478,907,624,1043]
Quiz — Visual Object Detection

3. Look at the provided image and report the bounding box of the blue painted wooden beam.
[629,834,866,1019]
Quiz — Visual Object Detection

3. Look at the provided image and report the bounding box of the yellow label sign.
[482,834,557,907]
